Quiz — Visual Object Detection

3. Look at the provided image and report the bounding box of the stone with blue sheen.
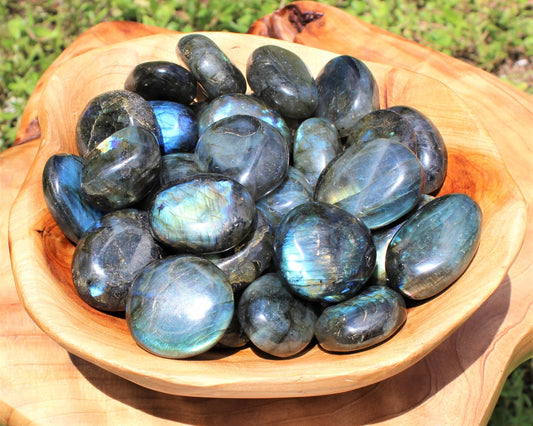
[42,154,103,243]
[160,153,200,186]
[386,193,482,300]
[126,255,234,358]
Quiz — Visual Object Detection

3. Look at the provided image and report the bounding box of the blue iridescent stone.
[149,100,198,154]
[126,255,234,358]
[274,202,376,303]
[160,153,200,186]
[315,286,406,352]
[72,209,164,312]
[386,193,482,300]
[149,174,255,254]
[42,154,103,243]
[237,273,317,358]
[315,139,425,229]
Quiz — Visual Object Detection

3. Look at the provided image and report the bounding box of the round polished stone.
[386,193,482,300]
[315,286,406,352]
[149,174,255,254]
[72,209,164,312]
[238,273,317,358]
[160,152,200,186]
[42,154,103,243]
[274,202,376,303]
[126,255,234,358]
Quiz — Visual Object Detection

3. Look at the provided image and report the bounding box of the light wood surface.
[1,2,532,423]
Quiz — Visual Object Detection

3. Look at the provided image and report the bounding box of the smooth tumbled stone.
[81,126,161,212]
[124,61,197,104]
[315,139,425,229]
[126,255,234,358]
[217,296,250,349]
[389,105,448,194]
[238,273,317,358]
[72,209,164,312]
[315,286,406,352]
[256,167,313,229]
[42,154,103,243]
[149,174,255,254]
[160,153,200,186]
[246,45,318,119]
[386,193,482,300]
[149,100,198,154]
[293,117,340,188]
[315,55,379,137]
[177,34,246,99]
[75,89,160,158]
[274,202,376,303]
[195,114,289,199]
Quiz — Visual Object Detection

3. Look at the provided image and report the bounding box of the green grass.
[0,1,532,423]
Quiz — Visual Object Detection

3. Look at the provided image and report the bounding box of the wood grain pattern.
[0,4,531,422]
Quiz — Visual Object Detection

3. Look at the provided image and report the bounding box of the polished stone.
[217,296,250,349]
[160,152,200,186]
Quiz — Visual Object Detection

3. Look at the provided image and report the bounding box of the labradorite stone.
[75,89,160,158]
[237,273,317,358]
[217,297,250,349]
[177,34,246,99]
[124,61,197,104]
[149,174,255,254]
[246,45,318,119]
[315,55,379,137]
[81,126,161,212]
[42,154,103,243]
[274,202,376,303]
[315,139,425,229]
[386,193,482,300]
[315,286,406,352]
[160,152,200,186]
[72,209,164,312]
[126,255,234,358]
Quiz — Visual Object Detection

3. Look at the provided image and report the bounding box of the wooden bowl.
[9,32,527,398]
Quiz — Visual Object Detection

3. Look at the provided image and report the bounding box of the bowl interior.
[10,31,527,398]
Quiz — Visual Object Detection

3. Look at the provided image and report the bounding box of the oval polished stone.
[238,273,317,358]
[75,89,160,158]
[315,55,379,137]
[195,115,289,199]
[42,154,103,243]
[126,255,234,358]
[160,153,200,186]
[386,193,482,300]
[149,174,255,254]
[315,286,407,352]
[274,202,376,303]
[81,126,161,212]
[293,117,341,188]
[72,209,164,312]
[124,61,197,104]
[246,45,318,119]
[177,34,246,99]
[389,105,448,194]
[315,139,425,229]
[256,167,313,229]
[149,100,198,154]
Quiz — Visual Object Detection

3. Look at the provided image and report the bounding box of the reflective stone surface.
[274,202,376,303]
[81,126,161,212]
[246,45,317,119]
[386,193,482,300]
[177,34,246,99]
[124,61,197,104]
[126,255,234,358]
[315,55,379,137]
[42,154,103,243]
[72,209,164,312]
[75,89,160,158]
[237,273,316,358]
[149,174,255,254]
[315,139,425,229]
[217,297,250,349]
[195,114,289,199]
[160,152,200,186]
[149,100,198,155]
[315,286,406,352]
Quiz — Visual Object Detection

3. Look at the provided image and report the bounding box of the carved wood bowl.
[9,32,527,398]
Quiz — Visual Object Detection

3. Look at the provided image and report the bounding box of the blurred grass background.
[0,0,532,423]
